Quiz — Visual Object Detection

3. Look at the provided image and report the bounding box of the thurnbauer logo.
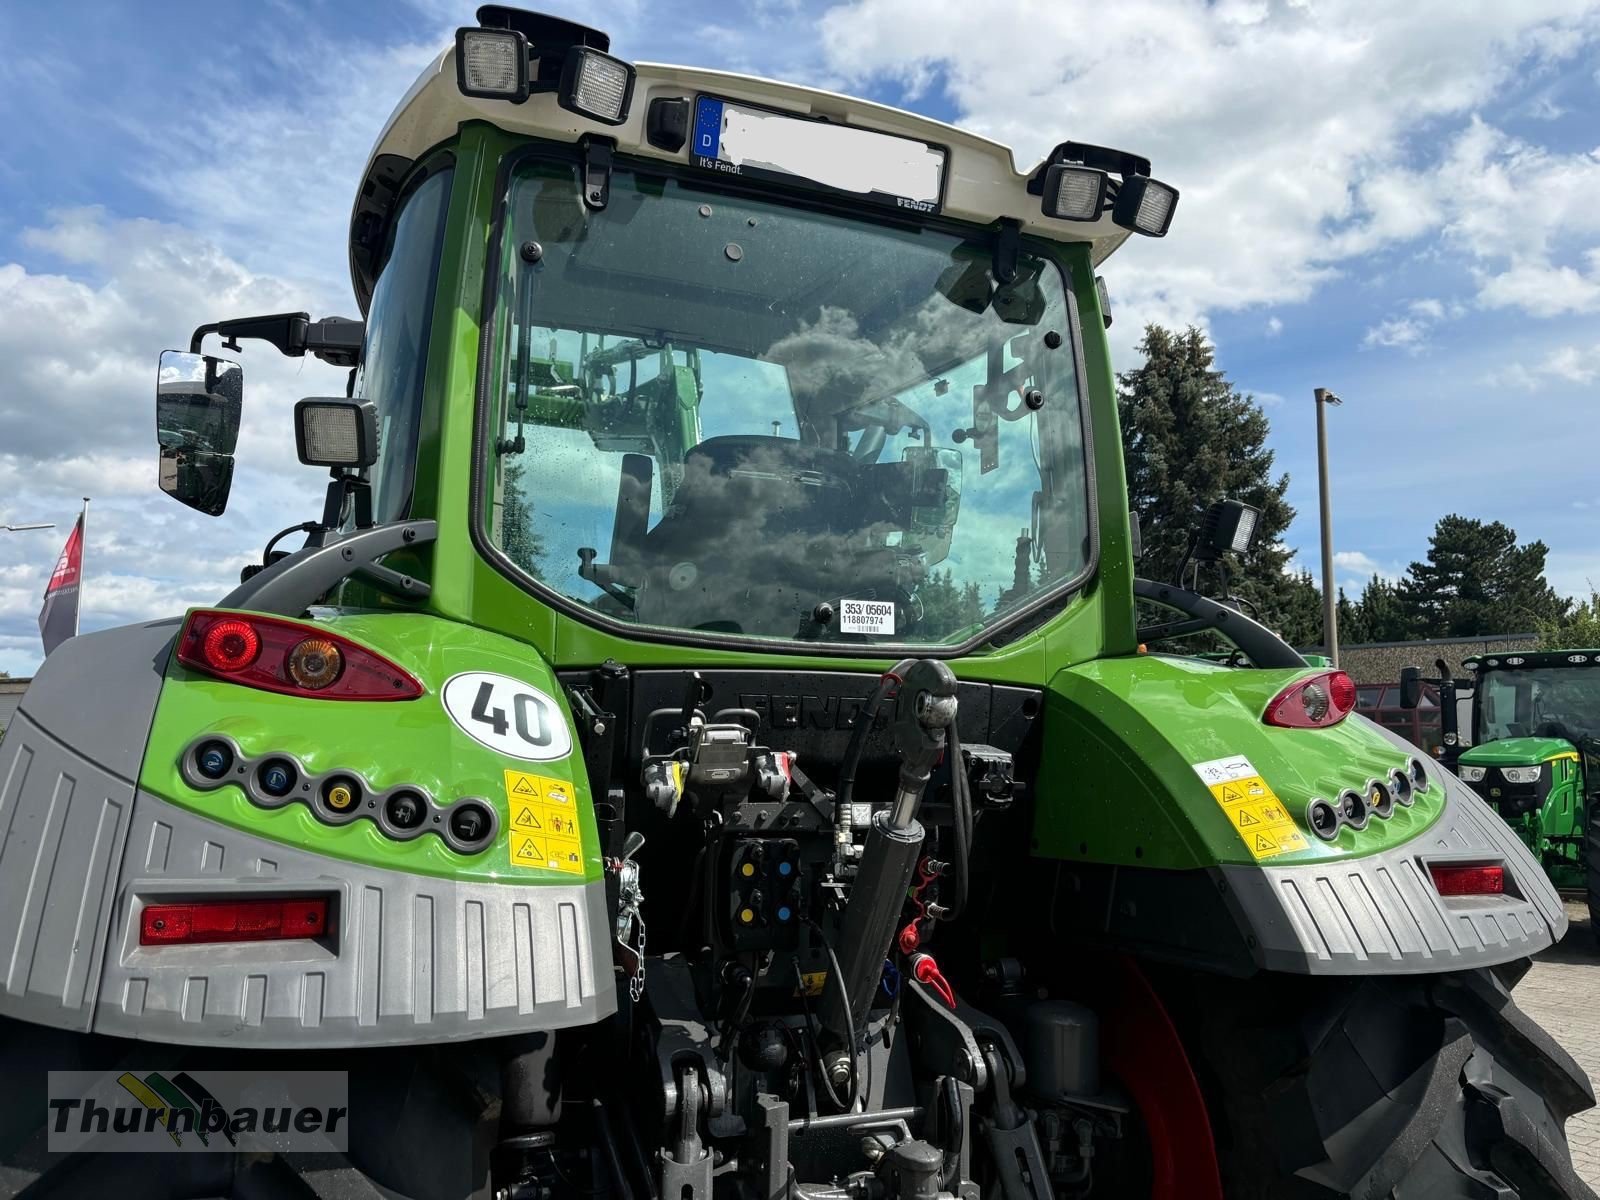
[49,1071,347,1148]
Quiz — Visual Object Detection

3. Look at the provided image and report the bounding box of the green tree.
[1354,574,1409,642]
[919,568,984,633]
[1336,587,1368,645]
[1538,590,1600,649]
[500,459,546,571]
[1118,326,1302,638]
[1396,515,1569,638]
[1274,569,1325,647]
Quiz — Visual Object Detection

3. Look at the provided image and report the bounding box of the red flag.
[38,516,83,656]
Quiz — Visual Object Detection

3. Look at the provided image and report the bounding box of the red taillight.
[140,897,330,945]
[201,619,261,672]
[1263,670,1357,729]
[177,610,423,701]
[1430,864,1506,897]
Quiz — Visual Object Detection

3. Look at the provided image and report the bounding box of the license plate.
[690,95,946,214]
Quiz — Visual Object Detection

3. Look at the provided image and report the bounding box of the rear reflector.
[140,898,330,945]
[1429,864,1505,897]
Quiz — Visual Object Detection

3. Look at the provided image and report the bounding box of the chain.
[630,914,647,1001]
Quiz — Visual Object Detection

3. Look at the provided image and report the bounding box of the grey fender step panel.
[1220,738,1568,975]
[0,619,616,1047]
[97,797,616,1047]
[0,621,176,1031]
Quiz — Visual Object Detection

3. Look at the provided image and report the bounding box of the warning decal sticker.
[1192,756,1308,860]
[504,769,586,875]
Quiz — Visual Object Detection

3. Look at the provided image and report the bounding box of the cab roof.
[348,49,1142,310]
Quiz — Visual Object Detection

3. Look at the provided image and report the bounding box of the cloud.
[1265,316,1283,336]
[1484,341,1600,390]
[818,0,1600,343]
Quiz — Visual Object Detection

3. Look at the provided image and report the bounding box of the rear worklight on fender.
[1263,670,1357,729]
[1429,863,1506,897]
[177,610,423,700]
[140,897,330,945]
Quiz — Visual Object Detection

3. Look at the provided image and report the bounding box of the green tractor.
[1407,650,1599,928]
[0,9,1592,1197]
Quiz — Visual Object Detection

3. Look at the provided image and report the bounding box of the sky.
[2,0,1599,674]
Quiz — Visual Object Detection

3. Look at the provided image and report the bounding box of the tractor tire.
[1166,961,1597,1199]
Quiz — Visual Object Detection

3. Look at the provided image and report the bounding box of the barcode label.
[839,599,894,635]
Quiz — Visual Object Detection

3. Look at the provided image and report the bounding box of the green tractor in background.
[1406,650,1600,935]
[0,8,1592,1198]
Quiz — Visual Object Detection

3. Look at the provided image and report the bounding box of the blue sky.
[2,0,1599,673]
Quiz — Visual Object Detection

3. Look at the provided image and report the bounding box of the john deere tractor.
[1407,651,1599,936]
[0,9,1591,1198]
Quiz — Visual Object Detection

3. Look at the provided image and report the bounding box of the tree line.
[1121,326,1581,650]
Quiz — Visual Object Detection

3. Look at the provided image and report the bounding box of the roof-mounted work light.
[1114,175,1179,238]
[558,46,636,125]
[1041,164,1109,222]
[1031,141,1179,237]
[455,27,529,101]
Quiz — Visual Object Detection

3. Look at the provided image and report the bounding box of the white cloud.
[817,1,1600,337]
[1484,341,1600,390]
[1265,316,1283,336]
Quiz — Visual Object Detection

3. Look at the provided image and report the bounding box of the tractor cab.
[1452,650,1600,892]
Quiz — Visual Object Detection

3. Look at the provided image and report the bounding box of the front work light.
[1113,175,1179,238]
[456,27,529,101]
[294,398,379,468]
[559,46,635,125]
[1041,164,1108,221]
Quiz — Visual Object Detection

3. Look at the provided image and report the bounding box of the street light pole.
[1313,388,1342,666]
[2,523,56,533]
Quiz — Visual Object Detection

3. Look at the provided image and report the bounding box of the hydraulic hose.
[837,658,918,811]
[945,721,972,921]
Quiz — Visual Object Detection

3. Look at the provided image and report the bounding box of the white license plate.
[691,95,946,214]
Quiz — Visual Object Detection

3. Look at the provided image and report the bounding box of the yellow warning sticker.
[1192,757,1307,860]
[504,770,586,874]
[795,971,829,997]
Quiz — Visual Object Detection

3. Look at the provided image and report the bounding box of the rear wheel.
[1163,962,1597,1199]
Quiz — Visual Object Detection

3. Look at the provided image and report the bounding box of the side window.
[355,165,454,524]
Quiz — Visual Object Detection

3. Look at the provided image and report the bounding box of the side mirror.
[156,350,242,516]
[1398,666,1422,710]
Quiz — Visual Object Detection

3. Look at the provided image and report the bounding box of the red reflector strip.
[140,898,330,945]
[1429,864,1505,897]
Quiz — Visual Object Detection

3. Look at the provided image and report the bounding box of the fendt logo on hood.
[47,1071,348,1153]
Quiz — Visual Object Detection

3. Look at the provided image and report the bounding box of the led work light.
[1193,499,1263,561]
[558,46,635,125]
[294,398,379,469]
[1041,164,1109,221]
[1113,175,1180,238]
[456,27,529,101]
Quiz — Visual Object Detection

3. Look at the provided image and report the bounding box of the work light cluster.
[1304,758,1430,842]
[180,735,498,855]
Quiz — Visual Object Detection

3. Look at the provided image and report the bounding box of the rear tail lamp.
[1264,670,1357,729]
[177,610,422,701]
[1429,863,1505,897]
[140,897,329,946]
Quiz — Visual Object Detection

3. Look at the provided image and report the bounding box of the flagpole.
[77,497,88,638]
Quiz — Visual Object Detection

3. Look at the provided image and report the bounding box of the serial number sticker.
[505,769,585,874]
[1196,760,1308,860]
[838,599,895,635]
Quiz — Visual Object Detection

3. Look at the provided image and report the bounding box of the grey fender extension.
[1218,725,1567,975]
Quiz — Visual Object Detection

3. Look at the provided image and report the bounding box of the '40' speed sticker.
[441,672,573,761]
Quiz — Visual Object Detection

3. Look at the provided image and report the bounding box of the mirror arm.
[189,313,363,367]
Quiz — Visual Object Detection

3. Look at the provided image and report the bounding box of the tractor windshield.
[1477,667,1600,748]
[481,157,1092,648]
